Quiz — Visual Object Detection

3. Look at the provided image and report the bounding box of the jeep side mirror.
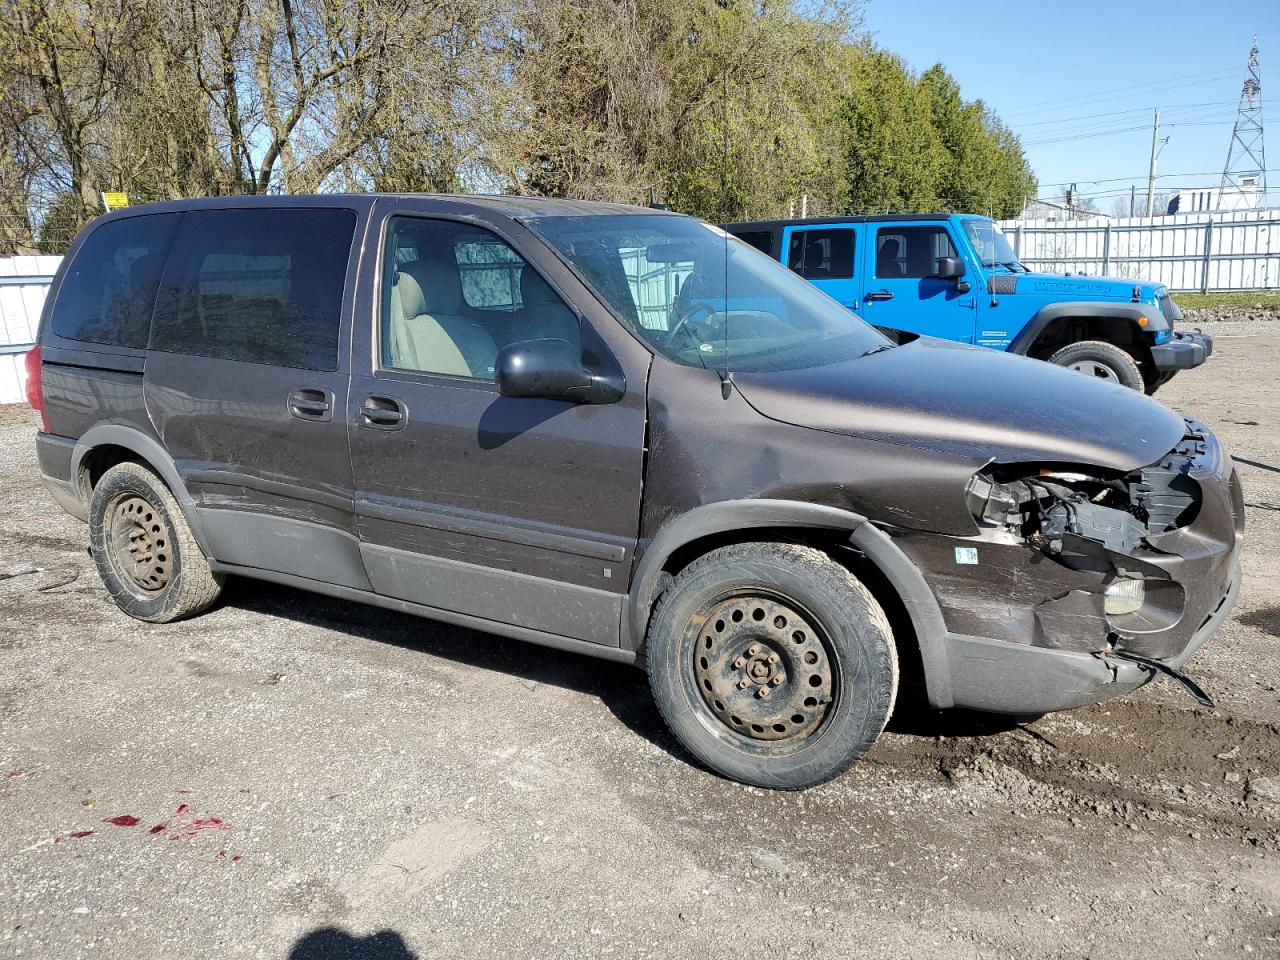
[933,256,965,279]
[495,339,623,404]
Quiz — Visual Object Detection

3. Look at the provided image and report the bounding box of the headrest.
[399,258,463,315]
[394,267,427,317]
[878,239,902,260]
[520,267,560,307]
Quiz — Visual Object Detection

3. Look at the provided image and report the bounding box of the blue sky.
[862,0,1278,212]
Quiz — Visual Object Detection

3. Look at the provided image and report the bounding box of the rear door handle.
[288,388,333,422]
[360,396,406,430]
[865,290,894,302]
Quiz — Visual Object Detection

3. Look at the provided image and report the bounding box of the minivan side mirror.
[933,256,965,280]
[495,339,624,404]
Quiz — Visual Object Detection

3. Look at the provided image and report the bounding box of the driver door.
[858,222,977,343]
[347,203,649,646]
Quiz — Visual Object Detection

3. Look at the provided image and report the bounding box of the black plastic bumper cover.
[1151,330,1213,371]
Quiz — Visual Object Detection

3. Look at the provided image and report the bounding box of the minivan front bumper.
[892,421,1242,715]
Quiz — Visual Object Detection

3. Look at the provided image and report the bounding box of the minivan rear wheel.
[89,462,223,622]
[645,542,897,789]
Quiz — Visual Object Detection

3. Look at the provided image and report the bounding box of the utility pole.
[1129,184,1136,217]
[1146,109,1161,216]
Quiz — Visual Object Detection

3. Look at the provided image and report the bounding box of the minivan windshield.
[961,218,1024,271]
[525,215,888,372]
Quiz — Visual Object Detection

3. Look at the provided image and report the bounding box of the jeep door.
[859,221,977,343]
[780,224,860,311]
[144,201,370,588]
[346,201,650,646]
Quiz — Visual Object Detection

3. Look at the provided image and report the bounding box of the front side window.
[787,228,854,279]
[150,208,355,370]
[526,214,886,372]
[53,214,180,348]
[381,217,581,380]
[874,226,957,279]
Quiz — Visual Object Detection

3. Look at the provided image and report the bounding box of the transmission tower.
[1217,39,1266,210]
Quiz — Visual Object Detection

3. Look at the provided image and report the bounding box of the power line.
[1000,68,1242,117]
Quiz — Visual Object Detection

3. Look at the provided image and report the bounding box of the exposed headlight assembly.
[1104,577,1145,615]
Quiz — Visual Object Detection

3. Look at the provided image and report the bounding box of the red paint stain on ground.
[100,814,140,827]
[69,830,95,838]
[148,823,167,835]
[175,804,189,815]
[186,817,230,835]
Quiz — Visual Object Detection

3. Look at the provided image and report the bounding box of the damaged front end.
[894,417,1243,712]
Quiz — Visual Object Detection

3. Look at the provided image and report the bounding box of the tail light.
[24,346,48,433]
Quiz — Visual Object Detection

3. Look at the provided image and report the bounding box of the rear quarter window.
[150,208,356,370]
[52,214,179,348]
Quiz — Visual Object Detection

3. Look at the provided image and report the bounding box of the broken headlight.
[1104,577,1145,615]
[965,456,1201,557]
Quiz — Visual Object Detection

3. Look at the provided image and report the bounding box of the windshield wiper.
[860,343,894,358]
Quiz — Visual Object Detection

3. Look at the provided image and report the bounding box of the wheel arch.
[71,424,213,556]
[625,500,956,709]
[1011,303,1164,360]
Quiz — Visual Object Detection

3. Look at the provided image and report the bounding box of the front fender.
[624,499,956,708]
[1010,301,1167,355]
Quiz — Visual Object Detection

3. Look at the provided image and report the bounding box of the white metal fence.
[0,256,60,404]
[997,208,1280,293]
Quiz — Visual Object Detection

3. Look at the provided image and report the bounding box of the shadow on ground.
[288,927,415,959]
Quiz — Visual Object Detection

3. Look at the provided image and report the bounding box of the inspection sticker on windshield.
[955,547,979,565]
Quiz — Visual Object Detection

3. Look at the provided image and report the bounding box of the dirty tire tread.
[1048,339,1145,392]
[646,542,897,790]
[89,462,223,623]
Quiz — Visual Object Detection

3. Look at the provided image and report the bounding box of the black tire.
[1048,339,1145,391]
[645,542,898,790]
[89,462,223,623]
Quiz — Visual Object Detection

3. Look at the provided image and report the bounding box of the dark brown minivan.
[29,195,1242,788]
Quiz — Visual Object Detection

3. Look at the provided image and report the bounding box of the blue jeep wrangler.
[722,213,1211,393]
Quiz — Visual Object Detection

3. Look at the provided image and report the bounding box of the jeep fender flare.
[70,423,213,556]
[1010,302,1168,356]
[625,499,955,708]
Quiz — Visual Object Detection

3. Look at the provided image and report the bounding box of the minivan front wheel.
[89,462,223,622]
[646,542,897,789]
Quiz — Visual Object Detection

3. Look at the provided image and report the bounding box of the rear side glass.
[787,229,854,279]
[150,208,356,370]
[52,214,179,348]
[874,226,957,279]
[732,230,774,257]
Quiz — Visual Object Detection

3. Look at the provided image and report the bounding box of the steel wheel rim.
[1069,359,1120,382]
[105,494,172,594]
[691,592,836,743]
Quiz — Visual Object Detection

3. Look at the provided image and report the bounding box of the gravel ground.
[1,338,1278,959]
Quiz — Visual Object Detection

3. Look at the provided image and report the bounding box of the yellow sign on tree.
[102,192,129,210]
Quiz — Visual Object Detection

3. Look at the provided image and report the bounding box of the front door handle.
[288,388,333,422]
[865,290,894,302]
[360,396,406,430]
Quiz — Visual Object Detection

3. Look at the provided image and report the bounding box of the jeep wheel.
[1049,339,1145,391]
[89,462,223,622]
[645,542,897,790]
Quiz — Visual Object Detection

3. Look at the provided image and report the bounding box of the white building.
[1169,177,1262,214]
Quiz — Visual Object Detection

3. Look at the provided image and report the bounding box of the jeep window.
[381,217,581,381]
[150,208,355,370]
[787,228,854,280]
[52,214,179,348]
[731,230,773,256]
[874,226,957,279]
[526,215,886,372]
[961,218,1024,270]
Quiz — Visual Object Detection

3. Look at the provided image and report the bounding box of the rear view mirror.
[495,339,623,404]
[933,256,965,279]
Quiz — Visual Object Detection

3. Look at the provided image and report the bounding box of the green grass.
[1173,291,1280,313]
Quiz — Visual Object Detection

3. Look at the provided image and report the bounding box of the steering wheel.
[665,300,719,350]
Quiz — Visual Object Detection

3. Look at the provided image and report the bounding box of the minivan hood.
[733,338,1186,472]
